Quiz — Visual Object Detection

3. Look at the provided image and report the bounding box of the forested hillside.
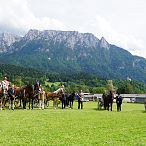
[1,30,146,82]
[0,63,146,94]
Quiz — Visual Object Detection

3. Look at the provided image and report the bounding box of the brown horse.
[46,89,63,109]
[23,84,35,109]
[14,86,25,108]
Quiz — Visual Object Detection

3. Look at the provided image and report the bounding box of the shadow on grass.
[141,110,146,113]
[92,108,105,111]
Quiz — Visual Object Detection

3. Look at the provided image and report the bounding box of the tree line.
[0,63,146,94]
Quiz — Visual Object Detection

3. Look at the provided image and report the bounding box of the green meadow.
[0,102,146,146]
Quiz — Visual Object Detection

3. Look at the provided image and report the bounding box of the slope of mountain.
[0,32,21,53]
[0,29,146,82]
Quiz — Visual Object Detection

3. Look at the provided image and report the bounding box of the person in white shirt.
[78,90,84,109]
[2,76,10,100]
[2,76,9,91]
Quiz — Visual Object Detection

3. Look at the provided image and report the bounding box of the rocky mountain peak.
[24,29,99,49]
[0,29,146,82]
[0,32,21,53]
[99,37,110,49]
[24,29,41,40]
[0,32,20,46]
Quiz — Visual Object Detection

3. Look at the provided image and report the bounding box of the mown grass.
[0,102,146,146]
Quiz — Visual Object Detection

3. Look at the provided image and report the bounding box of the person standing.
[2,76,9,90]
[108,90,114,111]
[78,90,84,109]
[8,84,16,110]
[116,93,123,112]
[38,87,45,110]
[62,93,67,109]
[144,99,146,111]
[2,76,10,99]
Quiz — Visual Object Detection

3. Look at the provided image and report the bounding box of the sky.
[0,0,146,58]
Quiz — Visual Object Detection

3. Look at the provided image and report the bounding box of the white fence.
[83,94,146,103]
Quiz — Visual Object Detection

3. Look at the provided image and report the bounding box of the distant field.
[44,81,64,87]
[0,102,146,146]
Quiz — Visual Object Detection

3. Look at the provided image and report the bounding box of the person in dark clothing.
[116,93,123,112]
[102,92,107,110]
[108,90,114,111]
[8,84,16,110]
[62,93,66,109]
[22,88,27,109]
[144,99,146,111]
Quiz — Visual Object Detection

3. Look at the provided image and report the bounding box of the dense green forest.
[0,63,146,94]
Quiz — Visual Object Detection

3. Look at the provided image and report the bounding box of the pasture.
[0,102,146,146]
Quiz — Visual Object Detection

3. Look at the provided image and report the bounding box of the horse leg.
[39,99,41,109]
[37,96,39,107]
[107,102,109,111]
[45,99,49,107]
[1,98,5,110]
[110,102,113,111]
[62,100,64,109]
[103,100,107,110]
[12,99,15,110]
[23,98,26,109]
[19,98,22,107]
[53,100,56,109]
[0,99,2,110]
[3,96,7,108]
[69,100,71,109]
[29,97,31,109]
[22,98,24,109]
[42,98,44,110]
[54,99,58,109]
[31,98,34,109]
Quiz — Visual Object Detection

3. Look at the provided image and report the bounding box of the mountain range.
[0,29,146,82]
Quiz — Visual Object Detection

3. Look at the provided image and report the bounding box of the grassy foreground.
[0,102,146,146]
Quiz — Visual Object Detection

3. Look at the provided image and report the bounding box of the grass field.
[0,102,146,146]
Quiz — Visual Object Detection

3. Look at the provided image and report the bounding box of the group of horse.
[0,82,64,110]
[97,91,114,111]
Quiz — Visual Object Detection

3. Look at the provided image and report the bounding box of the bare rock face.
[24,29,100,49]
[0,32,20,53]
[99,37,110,49]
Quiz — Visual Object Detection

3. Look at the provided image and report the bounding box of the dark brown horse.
[23,84,35,109]
[14,86,25,108]
[22,82,42,109]
[102,91,114,111]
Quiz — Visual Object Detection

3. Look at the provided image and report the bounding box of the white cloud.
[80,15,146,58]
[0,0,146,58]
[0,0,67,34]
